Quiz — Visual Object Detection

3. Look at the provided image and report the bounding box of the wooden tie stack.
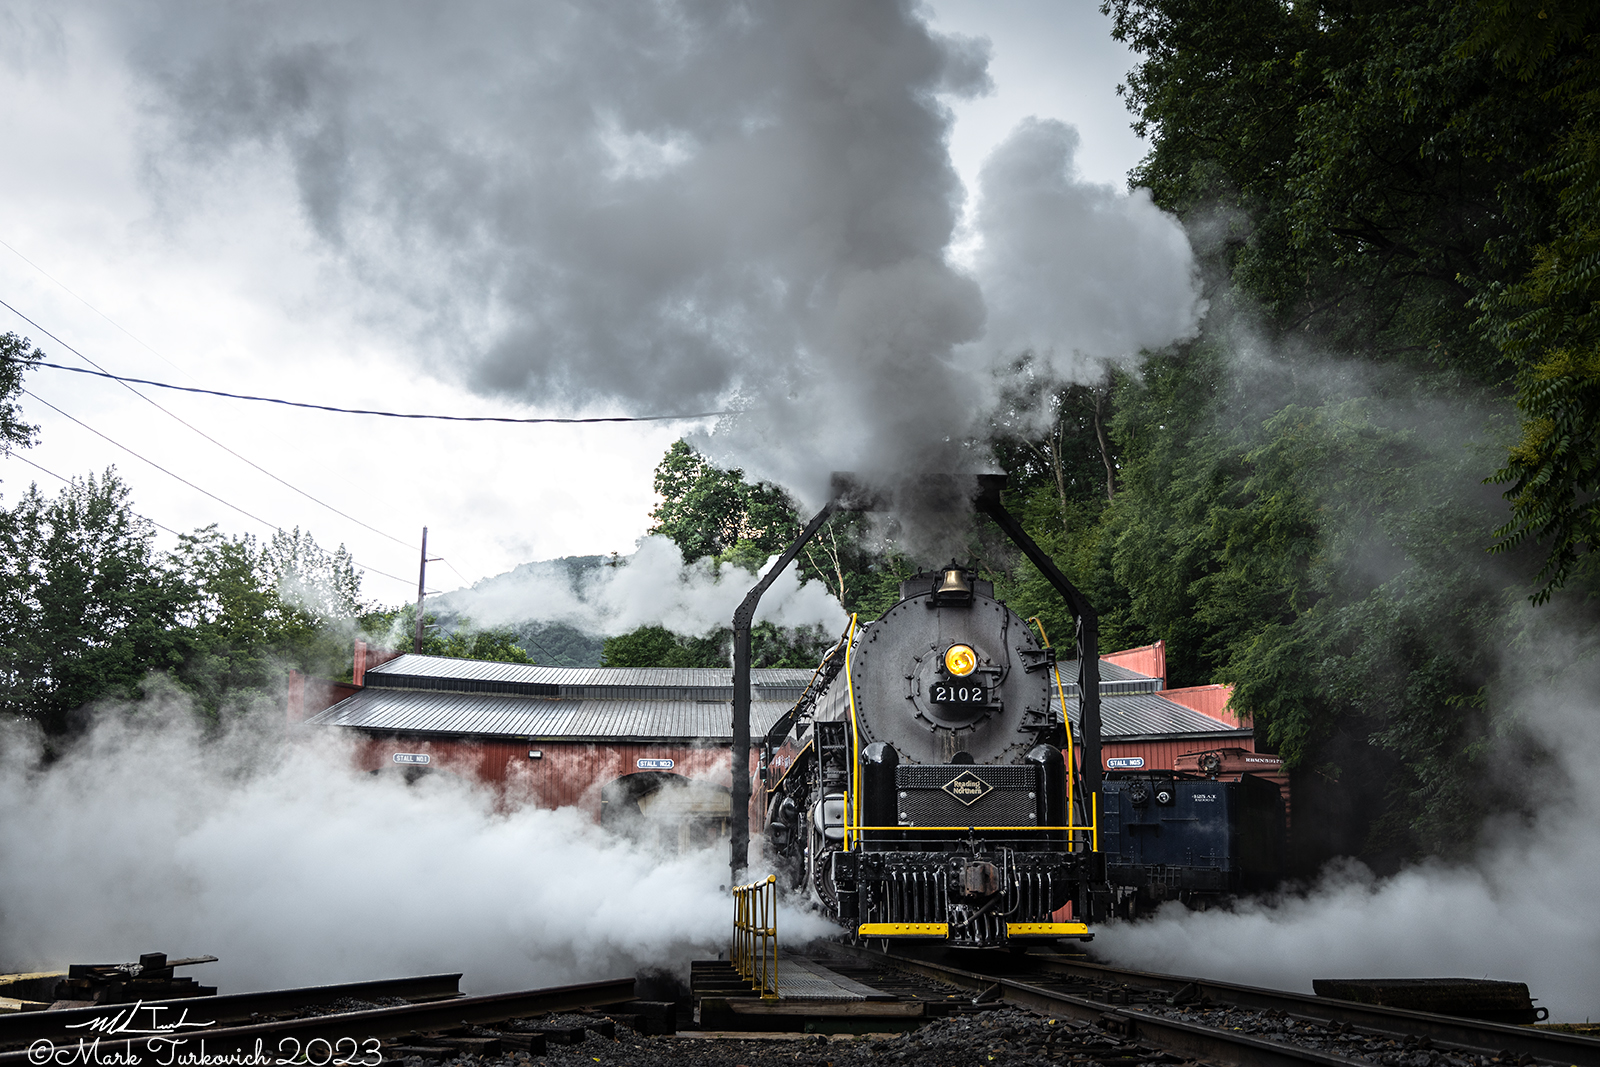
[49,952,218,1008]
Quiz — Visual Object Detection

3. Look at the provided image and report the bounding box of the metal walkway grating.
[775,957,893,1001]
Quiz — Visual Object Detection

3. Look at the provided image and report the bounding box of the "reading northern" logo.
[941,771,993,806]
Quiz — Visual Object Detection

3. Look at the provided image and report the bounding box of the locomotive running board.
[1007,922,1093,939]
[857,923,949,938]
[856,922,1093,940]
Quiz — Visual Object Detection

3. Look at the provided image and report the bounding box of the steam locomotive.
[758,565,1100,948]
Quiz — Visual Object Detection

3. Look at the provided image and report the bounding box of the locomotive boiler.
[758,564,1101,948]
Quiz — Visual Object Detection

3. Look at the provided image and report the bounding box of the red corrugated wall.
[1162,684,1248,727]
[345,735,748,821]
[1101,737,1220,772]
[1102,641,1166,685]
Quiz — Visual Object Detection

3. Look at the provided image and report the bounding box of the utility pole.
[414,527,433,654]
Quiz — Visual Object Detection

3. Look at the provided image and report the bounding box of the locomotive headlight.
[944,643,978,677]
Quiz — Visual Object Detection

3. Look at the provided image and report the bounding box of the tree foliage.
[1105,0,1600,601]
[650,440,800,563]
[1467,0,1600,598]
[0,467,391,732]
[0,471,192,732]
[0,333,40,463]
[647,438,912,618]
[600,621,832,669]
[1106,0,1557,374]
[373,603,536,665]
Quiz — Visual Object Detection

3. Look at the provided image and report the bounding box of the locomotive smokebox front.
[834,568,1055,768]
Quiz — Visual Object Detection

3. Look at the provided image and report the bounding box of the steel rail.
[0,973,464,1050]
[824,943,1600,1067]
[1016,953,1599,1065]
[0,977,635,1066]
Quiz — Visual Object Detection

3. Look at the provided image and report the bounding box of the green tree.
[0,333,40,465]
[1465,0,1600,600]
[1104,0,1559,377]
[646,438,910,620]
[0,470,193,733]
[373,603,535,665]
[650,440,799,562]
[170,526,316,709]
[262,526,367,624]
[1071,0,1600,869]
[600,621,831,669]
[426,625,534,663]
[990,357,1123,528]
[1013,342,1535,862]
[601,625,716,668]
[167,525,371,709]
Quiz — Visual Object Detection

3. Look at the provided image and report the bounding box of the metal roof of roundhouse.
[1065,692,1246,740]
[1054,658,1162,696]
[365,654,813,690]
[317,652,1232,743]
[305,688,796,741]
[307,685,1239,744]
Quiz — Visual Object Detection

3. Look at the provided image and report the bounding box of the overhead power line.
[0,237,201,384]
[24,388,280,529]
[6,450,412,592]
[15,391,413,587]
[0,298,415,549]
[13,354,729,424]
[4,451,185,537]
[0,283,474,594]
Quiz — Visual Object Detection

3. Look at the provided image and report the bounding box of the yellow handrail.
[1026,616,1078,810]
[731,875,778,999]
[1029,616,1099,852]
[843,613,861,851]
[844,824,1095,832]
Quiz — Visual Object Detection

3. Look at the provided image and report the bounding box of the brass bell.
[936,565,973,602]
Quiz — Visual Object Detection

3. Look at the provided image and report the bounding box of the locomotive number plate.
[930,681,987,705]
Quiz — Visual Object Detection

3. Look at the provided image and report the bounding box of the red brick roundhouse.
[1093,641,1287,797]
[291,638,1287,846]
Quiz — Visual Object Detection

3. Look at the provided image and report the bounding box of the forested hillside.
[1065,0,1600,866]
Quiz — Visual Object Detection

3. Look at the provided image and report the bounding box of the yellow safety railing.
[1027,616,1078,799]
[843,614,862,850]
[731,874,778,999]
[1029,616,1100,852]
[835,613,1102,852]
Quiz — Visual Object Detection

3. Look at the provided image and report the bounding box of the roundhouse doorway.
[600,772,731,853]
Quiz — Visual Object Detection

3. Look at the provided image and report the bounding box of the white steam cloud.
[1095,657,1600,1021]
[436,535,847,637]
[0,704,837,992]
[71,0,1202,507]
[966,117,1203,378]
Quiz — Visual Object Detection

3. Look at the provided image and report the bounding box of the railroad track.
[0,974,635,1066]
[0,972,464,1052]
[819,942,1600,1067]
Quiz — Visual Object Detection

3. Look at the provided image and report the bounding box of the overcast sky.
[0,1,1158,602]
